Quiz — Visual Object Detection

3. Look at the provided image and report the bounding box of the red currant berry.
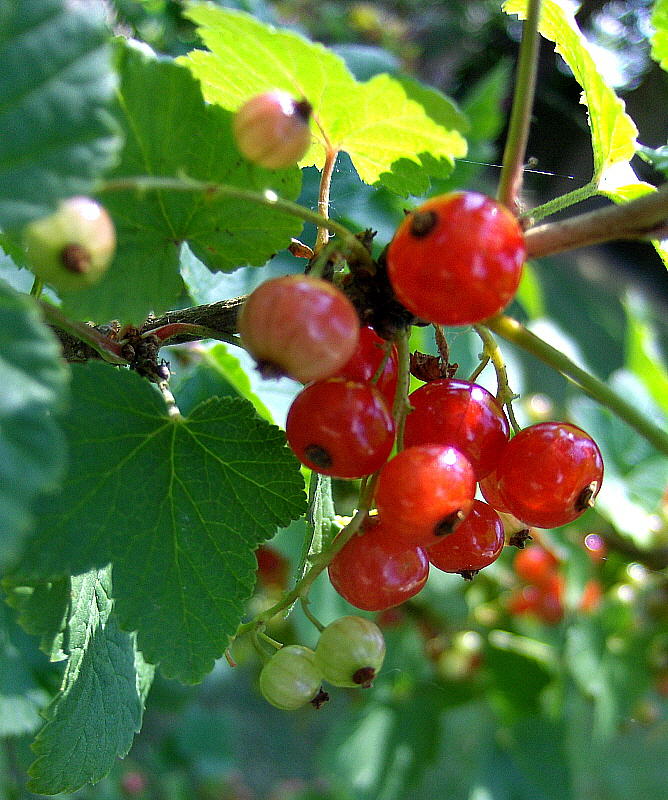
[427,500,504,574]
[314,616,386,688]
[375,444,476,548]
[328,515,429,611]
[386,191,525,326]
[579,579,603,613]
[404,379,509,478]
[255,545,290,590]
[259,645,323,710]
[507,574,564,625]
[238,275,360,383]
[513,544,559,587]
[333,325,398,407]
[233,90,312,169]
[478,470,511,513]
[286,378,395,478]
[495,422,604,528]
[23,196,116,292]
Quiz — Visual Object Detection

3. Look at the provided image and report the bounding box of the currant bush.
[427,500,505,575]
[327,515,430,611]
[285,378,395,478]
[23,196,116,292]
[375,444,476,548]
[259,645,323,711]
[314,616,386,688]
[238,275,360,383]
[386,191,526,325]
[404,378,510,478]
[233,90,312,169]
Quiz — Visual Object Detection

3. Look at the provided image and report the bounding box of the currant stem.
[526,180,598,222]
[39,301,129,365]
[299,597,325,632]
[473,324,521,434]
[314,147,339,253]
[485,313,668,456]
[157,379,182,420]
[468,353,491,384]
[29,277,44,298]
[392,327,413,451]
[497,0,542,213]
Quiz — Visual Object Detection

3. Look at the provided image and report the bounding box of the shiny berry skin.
[513,544,559,587]
[286,378,395,478]
[255,545,290,590]
[238,275,360,383]
[478,469,511,513]
[495,422,604,529]
[328,515,429,611]
[23,196,116,292]
[314,616,386,688]
[375,445,476,548]
[333,326,398,406]
[427,500,504,573]
[259,645,323,710]
[404,379,509,478]
[386,191,525,325]
[233,90,312,169]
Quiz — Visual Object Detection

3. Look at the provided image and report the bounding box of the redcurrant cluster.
[259,616,385,710]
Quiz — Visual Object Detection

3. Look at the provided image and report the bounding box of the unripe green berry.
[315,616,386,688]
[259,645,323,711]
[23,196,116,292]
[233,90,312,169]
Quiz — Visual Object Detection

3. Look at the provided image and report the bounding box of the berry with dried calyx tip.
[238,275,360,384]
[23,196,116,292]
[259,645,324,711]
[427,500,505,574]
[233,90,312,169]
[315,616,386,688]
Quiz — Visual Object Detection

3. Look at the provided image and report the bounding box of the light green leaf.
[651,0,668,70]
[16,362,306,682]
[624,291,668,415]
[514,261,545,319]
[504,0,638,182]
[179,4,467,196]
[62,42,303,323]
[0,0,120,231]
[0,280,69,575]
[27,568,155,795]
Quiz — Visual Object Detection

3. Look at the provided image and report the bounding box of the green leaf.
[16,362,306,682]
[651,0,668,70]
[0,280,69,575]
[0,0,120,231]
[503,0,637,183]
[179,5,467,196]
[514,261,545,319]
[62,41,303,323]
[624,291,668,415]
[27,567,155,795]
[3,578,70,661]
[0,600,50,737]
[638,143,668,176]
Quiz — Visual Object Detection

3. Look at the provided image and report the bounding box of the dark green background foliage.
[2,1,668,798]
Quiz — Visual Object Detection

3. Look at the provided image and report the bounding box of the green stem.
[39,301,128,365]
[474,324,521,433]
[485,313,668,455]
[497,0,542,212]
[101,174,372,269]
[314,147,339,253]
[392,328,413,451]
[527,180,598,222]
[30,277,44,298]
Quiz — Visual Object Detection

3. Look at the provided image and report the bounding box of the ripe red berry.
[507,574,564,624]
[259,645,323,710]
[314,616,386,688]
[23,196,116,292]
[333,325,398,406]
[386,191,525,325]
[427,500,504,574]
[495,422,604,529]
[478,469,512,513]
[255,545,290,590]
[238,275,360,383]
[404,379,509,478]
[375,444,476,548]
[513,544,560,587]
[286,378,395,478]
[327,515,429,611]
[233,90,312,169]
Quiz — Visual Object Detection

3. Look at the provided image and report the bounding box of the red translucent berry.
[259,645,323,710]
[404,379,509,478]
[375,444,476,548]
[386,191,525,326]
[513,544,560,587]
[255,545,290,590]
[286,378,395,478]
[427,500,504,574]
[507,574,564,624]
[478,469,511,513]
[233,90,312,169]
[579,579,603,613]
[333,325,398,406]
[23,196,116,292]
[327,515,429,611]
[314,616,386,688]
[495,422,604,528]
[238,275,360,383]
